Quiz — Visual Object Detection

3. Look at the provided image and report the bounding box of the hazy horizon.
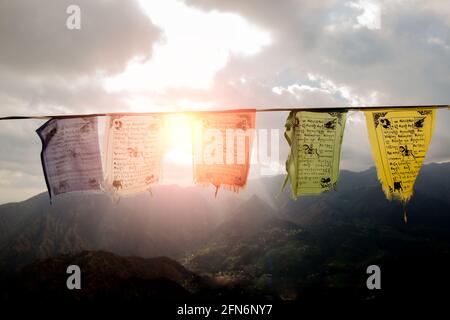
[2,160,449,206]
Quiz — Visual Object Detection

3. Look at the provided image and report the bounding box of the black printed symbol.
[324,119,336,130]
[148,123,160,132]
[68,149,78,159]
[303,144,320,157]
[112,180,123,190]
[234,176,243,185]
[380,118,391,129]
[399,146,416,159]
[320,177,332,189]
[114,120,123,130]
[58,180,70,193]
[414,118,425,128]
[202,119,210,128]
[393,181,403,192]
[145,175,157,185]
[45,128,57,142]
[127,147,143,158]
[236,119,250,131]
[88,178,98,188]
[80,122,92,133]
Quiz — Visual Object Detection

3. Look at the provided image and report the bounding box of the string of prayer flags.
[104,115,164,198]
[364,108,436,221]
[192,110,256,195]
[36,117,103,200]
[32,106,443,206]
[282,110,347,199]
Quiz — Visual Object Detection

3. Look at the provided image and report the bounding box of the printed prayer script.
[282,111,347,198]
[365,108,436,203]
[192,110,256,195]
[36,117,103,199]
[104,115,163,197]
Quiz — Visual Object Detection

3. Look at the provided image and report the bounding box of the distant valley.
[1,162,450,301]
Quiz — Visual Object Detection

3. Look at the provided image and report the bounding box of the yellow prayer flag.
[364,108,436,203]
[282,110,347,199]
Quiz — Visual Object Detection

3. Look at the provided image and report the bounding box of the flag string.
[0,104,449,120]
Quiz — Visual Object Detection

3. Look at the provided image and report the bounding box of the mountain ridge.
[0,162,449,302]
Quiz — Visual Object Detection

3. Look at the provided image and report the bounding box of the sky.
[0,0,449,203]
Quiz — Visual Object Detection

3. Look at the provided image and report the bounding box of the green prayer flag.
[282,110,347,199]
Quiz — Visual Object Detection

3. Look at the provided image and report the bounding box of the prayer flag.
[282,110,347,198]
[36,117,103,200]
[364,108,436,204]
[104,115,163,197]
[192,110,256,195]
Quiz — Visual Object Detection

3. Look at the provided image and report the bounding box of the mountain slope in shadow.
[1,250,201,302]
[185,163,450,301]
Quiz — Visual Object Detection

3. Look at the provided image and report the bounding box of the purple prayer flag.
[36,117,103,200]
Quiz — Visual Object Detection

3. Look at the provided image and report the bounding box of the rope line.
[0,105,449,120]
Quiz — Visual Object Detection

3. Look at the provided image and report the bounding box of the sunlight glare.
[163,114,194,165]
[103,0,271,94]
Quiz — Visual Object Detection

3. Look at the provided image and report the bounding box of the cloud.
[0,0,161,76]
[0,0,163,117]
[104,0,271,94]
[183,0,450,167]
[0,0,163,203]
[0,70,127,117]
[184,0,450,103]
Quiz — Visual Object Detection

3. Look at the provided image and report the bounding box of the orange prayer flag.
[192,110,256,195]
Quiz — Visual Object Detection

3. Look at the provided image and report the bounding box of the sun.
[162,114,194,165]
